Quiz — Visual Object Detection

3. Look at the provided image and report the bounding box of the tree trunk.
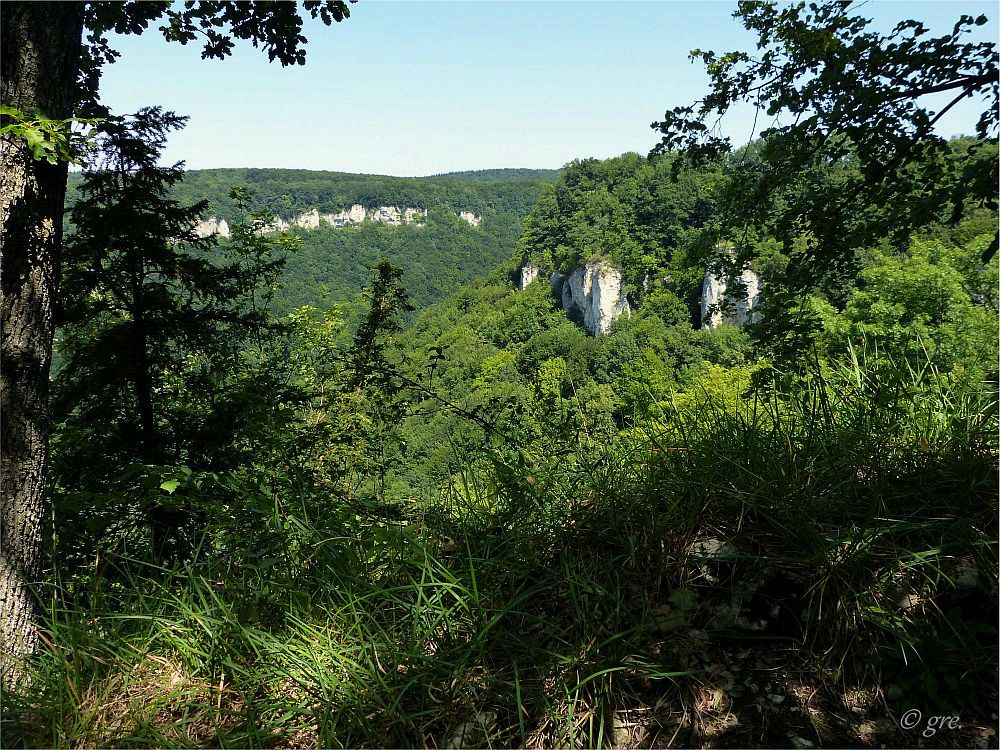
[1,2,84,689]
[130,275,170,561]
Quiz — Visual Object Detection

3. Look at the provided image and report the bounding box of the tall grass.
[5,352,996,748]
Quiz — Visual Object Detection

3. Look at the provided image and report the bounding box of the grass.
[4,353,997,748]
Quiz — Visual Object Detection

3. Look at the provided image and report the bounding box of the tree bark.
[1,2,84,689]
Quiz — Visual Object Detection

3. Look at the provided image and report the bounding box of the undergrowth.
[5,356,997,748]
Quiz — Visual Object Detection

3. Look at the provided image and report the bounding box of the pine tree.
[53,107,283,562]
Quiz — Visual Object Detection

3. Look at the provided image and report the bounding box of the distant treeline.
[427,167,562,183]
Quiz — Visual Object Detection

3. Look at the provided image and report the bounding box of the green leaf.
[669,588,697,611]
[160,479,181,494]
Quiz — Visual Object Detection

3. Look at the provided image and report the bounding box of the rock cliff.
[192,205,470,238]
[517,260,630,336]
[266,216,290,233]
[193,217,230,238]
[700,269,761,329]
[518,259,763,335]
[560,261,631,336]
[322,204,367,227]
[518,263,540,291]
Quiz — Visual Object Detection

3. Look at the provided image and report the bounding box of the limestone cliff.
[517,260,630,336]
[518,263,540,291]
[193,205,468,237]
[560,261,631,336]
[518,258,759,335]
[193,217,230,238]
[266,216,290,233]
[322,204,367,227]
[700,269,761,329]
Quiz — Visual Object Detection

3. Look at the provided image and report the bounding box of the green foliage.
[343,261,415,504]
[52,108,291,564]
[515,153,721,296]
[66,166,554,317]
[820,236,998,375]
[429,167,562,182]
[9,350,996,748]
[162,167,549,221]
[26,8,1000,741]
[652,0,999,349]
[0,105,100,164]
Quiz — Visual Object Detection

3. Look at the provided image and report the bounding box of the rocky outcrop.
[293,208,322,229]
[518,258,757,334]
[193,205,437,237]
[322,204,367,227]
[458,211,481,227]
[701,268,761,329]
[360,205,427,226]
[560,260,631,336]
[518,263,540,291]
[370,206,403,225]
[406,207,427,224]
[266,216,290,233]
[193,217,230,238]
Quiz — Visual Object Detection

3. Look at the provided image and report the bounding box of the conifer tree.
[54,107,284,562]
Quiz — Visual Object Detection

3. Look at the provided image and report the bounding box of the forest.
[66,167,554,314]
[1,2,998,749]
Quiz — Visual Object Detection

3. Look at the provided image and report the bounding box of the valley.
[4,3,997,749]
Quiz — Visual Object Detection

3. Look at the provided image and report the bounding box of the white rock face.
[198,205,433,237]
[458,211,481,227]
[370,206,402,225]
[193,217,230,238]
[266,216,290,233]
[701,268,761,329]
[560,260,631,336]
[365,205,427,226]
[293,208,321,229]
[404,207,427,224]
[322,204,367,227]
[518,263,540,290]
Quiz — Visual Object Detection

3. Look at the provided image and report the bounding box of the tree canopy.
[0,0,355,689]
[651,0,1000,293]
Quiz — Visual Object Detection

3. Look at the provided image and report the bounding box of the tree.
[1,2,86,690]
[345,260,414,504]
[0,0,350,688]
[818,235,998,374]
[54,108,287,564]
[651,0,998,355]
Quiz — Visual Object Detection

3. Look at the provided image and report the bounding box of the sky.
[96,1,997,176]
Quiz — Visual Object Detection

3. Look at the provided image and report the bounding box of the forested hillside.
[362,148,999,504]
[168,167,551,220]
[428,168,562,183]
[66,167,555,314]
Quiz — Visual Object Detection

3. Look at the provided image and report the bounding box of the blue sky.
[97,1,997,176]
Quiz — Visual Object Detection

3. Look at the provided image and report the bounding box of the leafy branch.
[0,105,102,165]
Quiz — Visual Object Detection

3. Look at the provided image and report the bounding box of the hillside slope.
[66,167,557,315]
